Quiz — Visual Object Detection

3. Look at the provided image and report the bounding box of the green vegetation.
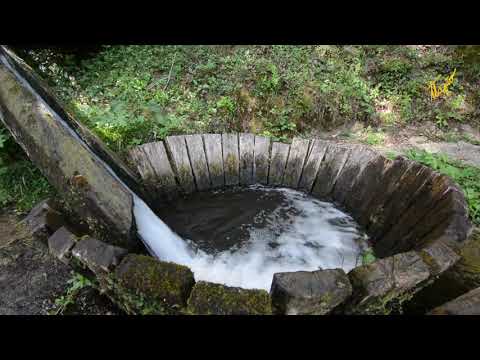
[361,248,377,265]
[2,45,480,214]
[405,149,480,225]
[51,272,93,315]
[0,125,54,213]
[23,45,480,154]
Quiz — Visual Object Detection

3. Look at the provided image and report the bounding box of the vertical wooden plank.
[127,146,157,183]
[139,141,178,196]
[283,137,310,188]
[297,139,329,193]
[239,133,255,186]
[222,133,240,186]
[253,136,270,185]
[312,144,351,200]
[185,134,211,191]
[268,142,290,186]
[203,134,224,189]
[331,144,378,207]
[164,135,196,194]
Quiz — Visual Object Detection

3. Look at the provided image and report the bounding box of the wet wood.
[203,134,224,189]
[164,135,195,194]
[297,139,329,193]
[222,133,240,186]
[332,145,378,206]
[312,144,351,200]
[128,146,157,183]
[268,142,290,186]
[185,134,211,191]
[253,136,271,185]
[283,137,310,188]
[239,133,255,186]
[141,142,177,191]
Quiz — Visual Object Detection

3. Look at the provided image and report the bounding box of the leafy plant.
[361,248,377,265]
[51,273,94,315]
[362,126,385,145]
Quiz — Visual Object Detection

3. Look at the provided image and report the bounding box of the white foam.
[133,186,367,291]
[1,51,367,291]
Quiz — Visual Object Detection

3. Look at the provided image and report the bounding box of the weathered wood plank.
[253,136,271,185]
[128,146,157,183]
[331,145,378,206]
[311,144,351,200]
[140,141,178,195]
[268,142,290,186]
[283,137,310,188]
[164,135,196,194]
[297,139,329,193]
[203,134,224,189]
[376,173,461,257]
[185,134,211,191]
[344,154,390,220]
[222,133,240,186]
[357,157,413,228]
[369,161,432,243]
[239,133,255,186]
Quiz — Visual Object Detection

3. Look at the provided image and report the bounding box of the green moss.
[187,281,272,315]
[176,165,192,187]
[209,163,223,179]
[225,153,237,175]
[112,254,195,315]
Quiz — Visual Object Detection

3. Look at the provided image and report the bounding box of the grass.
[405,149,480,225]
[2,45,480,214]
[23,45,480,155]
[0,125,55,214]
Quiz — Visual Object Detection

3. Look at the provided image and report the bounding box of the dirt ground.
[0,207,121,315]
[319,120,480,167]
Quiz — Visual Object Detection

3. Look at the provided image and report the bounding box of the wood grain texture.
[268,142,290,186]
[311,144,351,200]
[203,134,224,189]
[253,136,271,185]
[164,135,196,193]
[185,134,211,191]
[239,133,255,185]
[283,137,310,188]
[297,139,329,193]
[222,133,240,186]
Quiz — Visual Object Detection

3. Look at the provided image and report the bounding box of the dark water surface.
[155,185,371,289]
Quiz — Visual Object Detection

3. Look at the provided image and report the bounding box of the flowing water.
[0,51,369,291]
[157,185,369,290]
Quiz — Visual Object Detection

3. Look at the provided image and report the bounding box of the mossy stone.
[113,254,195,314]
[187,281,272,315]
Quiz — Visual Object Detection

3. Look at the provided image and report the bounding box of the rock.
[21,199,65,242]
[187,281,272,315]
[401,231,478,314]
[113,254,195,314]
[344,251,431,314]
[446,228,480,289]
[71,236,128,274]
[270,269,352,315]
[429,287,480,315]
[48,226,77,264]
[417,241,460,277]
